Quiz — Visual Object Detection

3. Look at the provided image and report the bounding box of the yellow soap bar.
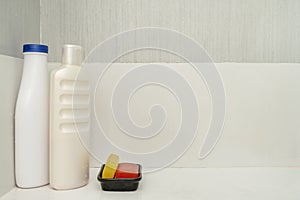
[102,154,119,178]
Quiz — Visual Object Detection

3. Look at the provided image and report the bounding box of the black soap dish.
[97,164,142,191]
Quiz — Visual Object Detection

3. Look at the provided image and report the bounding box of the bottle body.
[15,52,49,188]
[49,65,90,190]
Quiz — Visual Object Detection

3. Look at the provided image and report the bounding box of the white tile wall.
[48,62,300,168]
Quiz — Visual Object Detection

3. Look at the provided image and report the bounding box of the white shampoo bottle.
[49,44,90,190]
[15,44,49,188]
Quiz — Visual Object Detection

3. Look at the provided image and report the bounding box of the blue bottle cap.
[23,44,48,54]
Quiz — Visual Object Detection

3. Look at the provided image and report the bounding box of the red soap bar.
[115,163,139,178]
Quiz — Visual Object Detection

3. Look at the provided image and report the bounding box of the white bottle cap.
[62,44,84,66]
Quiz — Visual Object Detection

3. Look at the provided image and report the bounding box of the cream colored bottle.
[50,45,90,190]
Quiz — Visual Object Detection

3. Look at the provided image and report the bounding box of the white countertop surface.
[1,167,300,200]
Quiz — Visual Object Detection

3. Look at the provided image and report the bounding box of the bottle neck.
[23,53,48,67]
[22,53,48,82]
